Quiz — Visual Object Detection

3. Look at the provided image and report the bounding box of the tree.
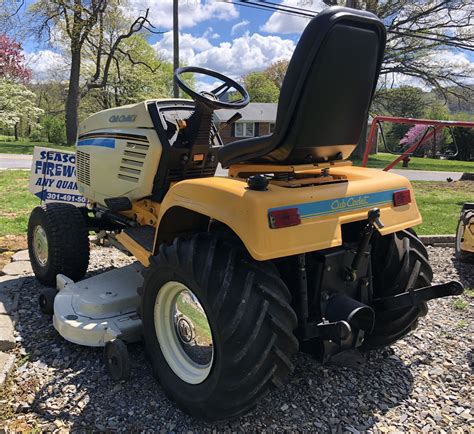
[0,34,31,82]
[372,86,426,150]
[30,1,161,144]
[374,86,426,118]
[0,79,43,138]
[452,126,474,161]
[83,35,172,110]
[264,59,289,88]
[242,71,280,103]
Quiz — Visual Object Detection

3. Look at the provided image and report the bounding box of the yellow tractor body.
[113,163,421,266]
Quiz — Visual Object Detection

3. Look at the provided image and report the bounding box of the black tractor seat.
[218,7,386,168]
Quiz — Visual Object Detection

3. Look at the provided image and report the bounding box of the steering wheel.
[175,66,250,111]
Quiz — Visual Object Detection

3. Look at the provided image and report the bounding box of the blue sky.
[19,0,474,86]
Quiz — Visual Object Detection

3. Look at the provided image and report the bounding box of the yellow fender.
[155,166,422,261]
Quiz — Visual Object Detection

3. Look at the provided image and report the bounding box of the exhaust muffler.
[324,293,375,333]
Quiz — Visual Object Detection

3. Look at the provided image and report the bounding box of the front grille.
[118,142,149,183]
[76,151,90,186]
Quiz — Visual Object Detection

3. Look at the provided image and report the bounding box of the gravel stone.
[11,250,30,262]
[0,245,472,432]
[2,260,32,276]
[0,351,15,386]
[0,314,15,351]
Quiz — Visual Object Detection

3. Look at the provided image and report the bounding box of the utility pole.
[173,0,179,98]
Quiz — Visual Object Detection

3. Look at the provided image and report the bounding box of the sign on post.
[29,146,87,206]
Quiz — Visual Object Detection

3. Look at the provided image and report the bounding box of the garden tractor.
[27,7,464,420]
[456,203,474,263]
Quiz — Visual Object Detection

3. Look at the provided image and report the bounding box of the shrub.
[41,116,66,144]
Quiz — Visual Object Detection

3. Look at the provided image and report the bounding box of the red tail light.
[393,190,411,207]
[269,208,301,229]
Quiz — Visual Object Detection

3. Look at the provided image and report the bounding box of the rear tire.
[364,229,433,349]
[139,233,298,420]
[28,204,90,286]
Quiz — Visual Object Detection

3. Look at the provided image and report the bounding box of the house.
[214,103,277,145]
[215,104,376,155]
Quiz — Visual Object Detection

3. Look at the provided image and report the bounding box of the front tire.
[139,233,298,420]
[28,204,90,286]
[364,229,433,349]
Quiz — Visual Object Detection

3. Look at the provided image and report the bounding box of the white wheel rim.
[154,281,214,384]
[33,225,49,266]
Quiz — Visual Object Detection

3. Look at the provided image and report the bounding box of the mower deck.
[53,263,144,347]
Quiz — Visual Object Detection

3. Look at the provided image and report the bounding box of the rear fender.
[155,168,422,261]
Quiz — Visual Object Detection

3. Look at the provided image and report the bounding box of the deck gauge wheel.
[104,339,131,381]
[38,288,58,315]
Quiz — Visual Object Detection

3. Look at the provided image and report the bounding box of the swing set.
[361,116,474,171]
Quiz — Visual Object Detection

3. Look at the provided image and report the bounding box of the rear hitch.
[345,208,384,282]
[299,320,352,343]
[372,281,464,312]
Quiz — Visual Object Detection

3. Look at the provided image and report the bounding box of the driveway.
[0,154,465,182]
[0,154,32,170]
[391,169,463,181]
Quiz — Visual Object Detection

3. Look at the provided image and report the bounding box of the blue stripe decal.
[269,189,407,219]
[77,138,115,149]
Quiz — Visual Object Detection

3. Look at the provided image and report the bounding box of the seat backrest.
[224,7,386,165]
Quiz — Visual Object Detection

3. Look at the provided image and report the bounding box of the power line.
[226,0,473,51]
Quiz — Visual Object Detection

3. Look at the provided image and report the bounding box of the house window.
[235,122,255,137]
[269,123,275,134]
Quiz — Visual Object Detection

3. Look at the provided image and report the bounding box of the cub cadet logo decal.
[331,195,370,211]
[109,114,137,123]
[269,189,408,220]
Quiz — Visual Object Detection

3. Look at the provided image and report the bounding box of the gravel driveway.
[1,246,472,432]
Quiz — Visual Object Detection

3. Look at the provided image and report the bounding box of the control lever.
[345,208,384,282]
[219,112,242,131]
[211,113,242,143]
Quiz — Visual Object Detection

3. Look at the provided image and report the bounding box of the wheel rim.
[33,225,49,266]
[456,218,465,253]
[154,281,214,385]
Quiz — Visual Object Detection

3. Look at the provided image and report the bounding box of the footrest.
[372,281,464,312]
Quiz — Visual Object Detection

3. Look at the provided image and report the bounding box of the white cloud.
[24,50,69,82]
[202,27,220,40]
[153,31,296,78]
[126,0,238,30]
[231,20,249,36]
[261,0,326,34]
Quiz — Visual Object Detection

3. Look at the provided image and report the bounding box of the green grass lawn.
[0,171,471,237]
[412,181,472,235]
[0,137,74,154]
[0,170,40,237]
[352,152,474,173]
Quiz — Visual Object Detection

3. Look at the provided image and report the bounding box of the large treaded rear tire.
[363,229,433,349]
[28,204,90,286]
[139,233,298,420]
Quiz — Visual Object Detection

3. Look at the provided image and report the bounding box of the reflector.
[269,208,301,229]
[393,189,411,206]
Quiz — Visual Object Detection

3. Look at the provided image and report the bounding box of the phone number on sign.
[45,192,87,203]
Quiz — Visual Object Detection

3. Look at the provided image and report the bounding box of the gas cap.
[247,174,269,191]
